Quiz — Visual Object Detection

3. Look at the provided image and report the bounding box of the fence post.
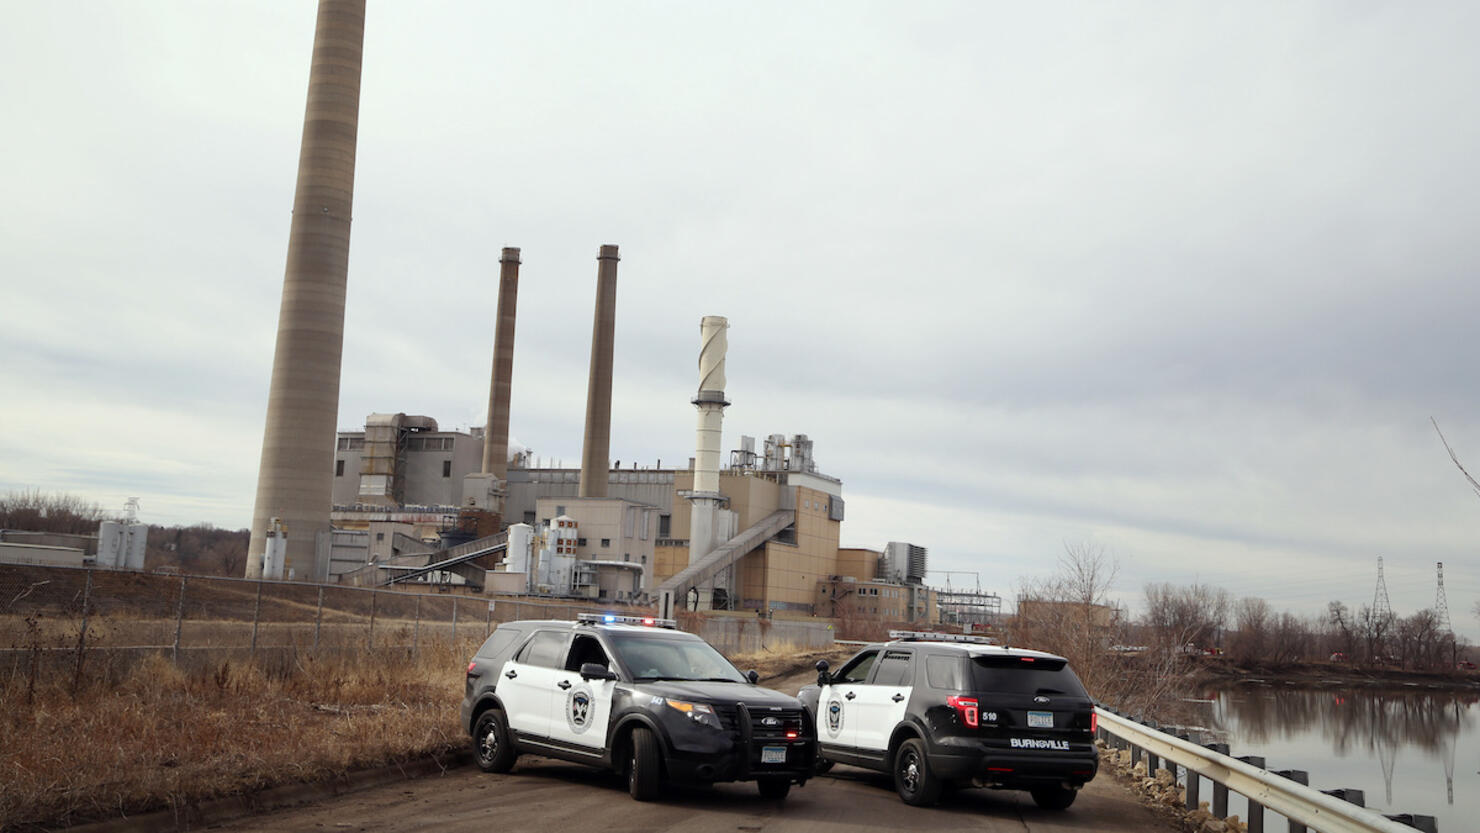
[452,596,459,643]
[368,590,378,650]
[1276,770,1309,833]
[73,569,95,689]
[250,579,263,656]
[413,594,421,656]
[172,575,186,665]
[313,586,324,651]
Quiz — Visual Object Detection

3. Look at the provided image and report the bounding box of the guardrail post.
[1239,756,1266,833]
[1206,743,1230,817]
[1185,758,1200,810]
[1321,788,1364,808]
[172,575,186,665]
[1131,743,1142,767]
[1274,770,1309,833]
[1383,814,1437,832]
[1148,750,1160,773]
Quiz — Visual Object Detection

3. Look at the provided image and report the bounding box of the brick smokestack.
[481,247,521,478]
[246,0,366,580]
[579,244,620,498]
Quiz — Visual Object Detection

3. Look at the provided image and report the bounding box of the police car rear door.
[850,648,914,756]
[499,628,569,741]
[545,633,617,754]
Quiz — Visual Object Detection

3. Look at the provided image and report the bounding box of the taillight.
[947,695,979,728]
[1090,712,1098,733]
[467,661,477,674]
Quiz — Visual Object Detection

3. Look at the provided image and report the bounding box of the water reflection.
[1201,686,1476,821]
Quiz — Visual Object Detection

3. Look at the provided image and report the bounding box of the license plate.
[761,746,787,764]
[1028,711,1054,728]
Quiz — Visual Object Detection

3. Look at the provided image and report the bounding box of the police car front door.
[499,629,569,741]
[818,649,878,754]
[850,648,914,754]
[546,634,616,753]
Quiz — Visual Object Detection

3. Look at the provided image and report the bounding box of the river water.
[1181,685,1479,832]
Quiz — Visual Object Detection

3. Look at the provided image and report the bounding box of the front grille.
[747,707,805,740]
[711,704,740,731]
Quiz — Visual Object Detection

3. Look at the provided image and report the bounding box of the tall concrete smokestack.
[245,0,366,580]
[687,316,730,571]
[578,244,620,498]
[481,247,521,479]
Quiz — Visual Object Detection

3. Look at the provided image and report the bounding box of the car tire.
[1030,785,1078,810]
[893,738,942,806]
[814,757,835,775]
[628,726,662,801]
[472,709,517,773]
[757,777,792,800]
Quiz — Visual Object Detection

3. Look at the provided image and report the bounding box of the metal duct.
[246,0,366,579]
[481,247,521,478]
[578,244,620,498]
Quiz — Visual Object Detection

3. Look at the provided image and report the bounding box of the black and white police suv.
[798,630,1098,810]
[461,614,817,801]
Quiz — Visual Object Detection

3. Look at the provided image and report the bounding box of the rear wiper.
[1035,688,1066,695]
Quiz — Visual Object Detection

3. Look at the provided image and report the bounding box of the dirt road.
[210,757,1172,833]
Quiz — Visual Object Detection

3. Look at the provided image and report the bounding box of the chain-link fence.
[0,563,593,686]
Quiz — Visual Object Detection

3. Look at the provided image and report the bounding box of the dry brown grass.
[0,640,476,831]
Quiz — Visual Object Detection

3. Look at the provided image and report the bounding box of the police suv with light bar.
[461,613,817,801]
[798,630,1098,810]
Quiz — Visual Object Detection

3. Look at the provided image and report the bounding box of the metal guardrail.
[1095,707,1437,833]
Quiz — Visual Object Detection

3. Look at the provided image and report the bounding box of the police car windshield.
[608,633,746,683]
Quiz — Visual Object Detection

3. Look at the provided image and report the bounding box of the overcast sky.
[3,2,1477,638]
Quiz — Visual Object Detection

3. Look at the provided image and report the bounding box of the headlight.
[665,699,722,730]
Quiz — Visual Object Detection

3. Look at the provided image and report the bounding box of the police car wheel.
[1030,785,1077,810]
[893,738,941,806]
[757,777,791,800]
[627,727,662,801]
[473,709,517,773]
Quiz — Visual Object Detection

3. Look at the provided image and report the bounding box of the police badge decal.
[567,686,595,733]
[826,698,844,735]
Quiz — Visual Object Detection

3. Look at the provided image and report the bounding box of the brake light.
[1020,657,1035,663]
[642,617,655,626]
[467,661,477,674]
[1090,712,1098,734]
[947,695,979,728]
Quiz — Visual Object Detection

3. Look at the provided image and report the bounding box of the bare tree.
[1229,597,1272,663]
[1142,582,1230,662]
[1012,542,1121,696]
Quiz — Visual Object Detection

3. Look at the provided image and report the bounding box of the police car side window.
[516,630,567,668]
[564,635,610,672]
[476,627,522,660]
[925,654,963,689]
[872,650,913,686]
[835,650,878,684]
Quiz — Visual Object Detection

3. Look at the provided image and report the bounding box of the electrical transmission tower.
[1373,556,1394,622]
[1435,561,1453,634]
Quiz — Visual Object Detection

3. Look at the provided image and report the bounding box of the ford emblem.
[761,716,781,727]
[1033,696,1050,704]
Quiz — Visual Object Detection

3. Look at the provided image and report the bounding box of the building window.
[335,459,345,477]
[556,505,566,516]
[442,460,452,478]
[523,511,536,526]
[376,532,384,541]
[601,538,610,548]
[658,514,671,537]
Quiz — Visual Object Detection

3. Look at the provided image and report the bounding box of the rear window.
[969,656,1087,696]
[476,626,523,661]
[925,655,963,689]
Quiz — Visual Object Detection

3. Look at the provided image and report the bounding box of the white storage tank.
[123,523,147,570]
[96,521,123,568]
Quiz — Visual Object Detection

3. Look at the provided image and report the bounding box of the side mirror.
[746,669,760,684]
[580,662,616,681]
[815,659,831,686]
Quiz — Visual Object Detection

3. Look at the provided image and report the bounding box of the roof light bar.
[888,629,997,645]
[577,613,677,629]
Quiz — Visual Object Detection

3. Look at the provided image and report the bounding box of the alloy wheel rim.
[479,721,497,762]
[901,750,919,792]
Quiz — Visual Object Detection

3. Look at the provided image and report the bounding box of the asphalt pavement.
[210,756,1174,833]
